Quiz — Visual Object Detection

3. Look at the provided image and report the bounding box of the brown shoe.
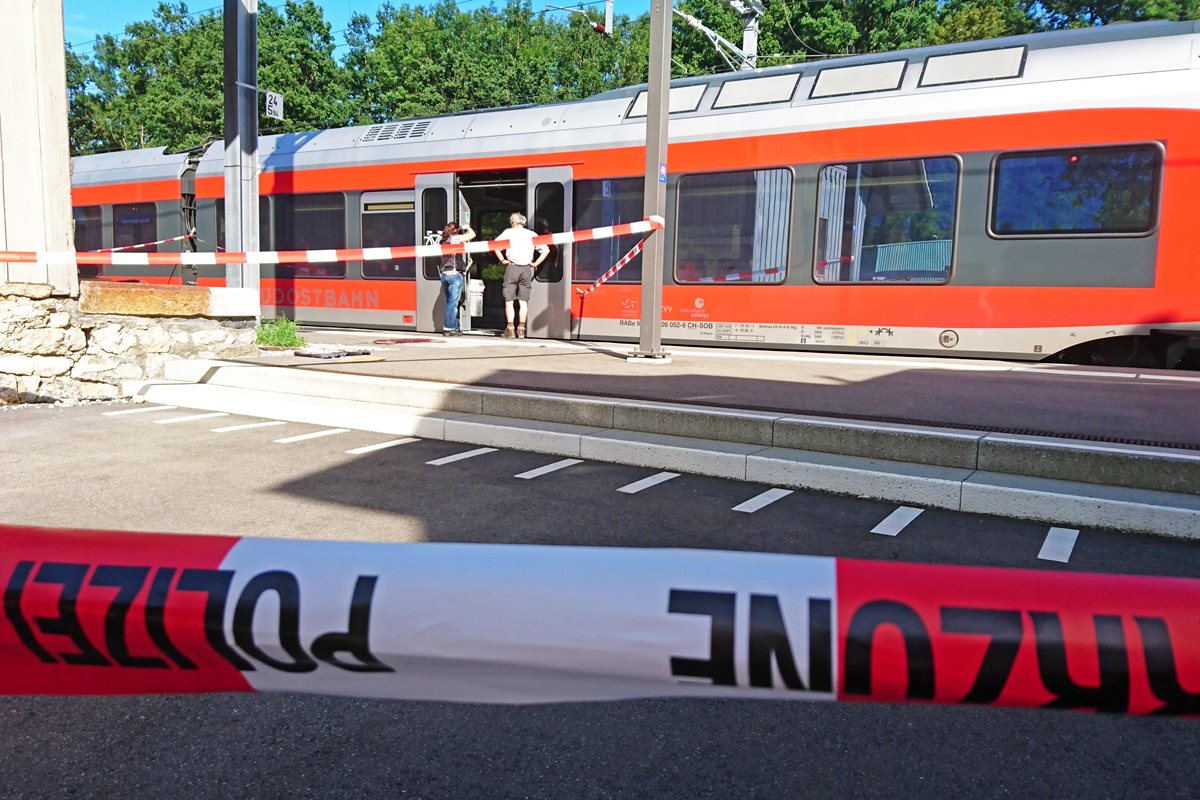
[502,325,515,339]
[516,324,526,339]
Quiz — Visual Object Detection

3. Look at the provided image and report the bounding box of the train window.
[420,188,448,280]
[573,178,643,283]
[675,169,790,284]
[532,183,564,283]
[361,200,416,279]
[814,157,958,284]
[273,193,346,278]
[113,203,158,253]
[73,206,102,251]
[990,145,1161,236]
[216,198,272,253]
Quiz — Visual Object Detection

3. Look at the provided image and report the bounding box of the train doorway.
[414,168,572,338]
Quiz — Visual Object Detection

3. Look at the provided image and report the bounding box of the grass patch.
[257,317,306,348]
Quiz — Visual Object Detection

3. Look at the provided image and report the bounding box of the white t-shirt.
[496,226,548,266]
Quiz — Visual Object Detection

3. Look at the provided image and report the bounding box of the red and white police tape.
[93,232,196,253]
[3,524,1198,715]
[576,239,645,296]
[0,217,666,267]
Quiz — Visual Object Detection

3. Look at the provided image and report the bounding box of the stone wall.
[0,282,259,404]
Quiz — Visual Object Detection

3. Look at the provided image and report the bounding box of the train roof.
[77,19,1200,184]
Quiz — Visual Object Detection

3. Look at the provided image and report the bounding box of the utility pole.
[629,0,671,363]
[673,0,764,71]
[223,0,259,298]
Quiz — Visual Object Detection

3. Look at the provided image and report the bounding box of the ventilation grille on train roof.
[359,119,433,144]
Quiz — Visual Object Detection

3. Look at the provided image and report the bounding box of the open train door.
[524,167,572,339]
[414,173,453,334]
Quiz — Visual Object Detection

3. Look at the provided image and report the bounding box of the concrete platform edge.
[121,378,1197,538]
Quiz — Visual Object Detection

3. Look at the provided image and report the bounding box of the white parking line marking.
[618,472,680,494]
[274,428,350,444]
[732,488,793,513]
[871,506,924,536]
[1038,527,1079,563]
[102,405,178,416]
[426,447,498,465]
[154,412,230,425]
[515,459,584,479]
[347,438,420,455]
[211,420,288,433]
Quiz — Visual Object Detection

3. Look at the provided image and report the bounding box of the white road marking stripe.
[732,487,793,513]
[1140,373,1200,383]
[211,420,288,433]
[426,447,498,465]
[618,472,679,494]
[871,506,924,536]
[515,459,584,479]
[274,428,350,444]
[154,412,230,425]
[102,405,178,416]
[346,438,420,455]
[1038,527,1079,563]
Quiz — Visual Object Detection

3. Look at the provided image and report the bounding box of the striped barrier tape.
[3,524,1199,715]
[575,239,645,296]
[93,232,196,253]
[1,217,666,267]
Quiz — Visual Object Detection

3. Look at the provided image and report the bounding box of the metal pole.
[223,0,259,300]
[629,0,671,363]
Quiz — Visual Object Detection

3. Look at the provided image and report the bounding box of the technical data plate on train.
[714,323,859,346]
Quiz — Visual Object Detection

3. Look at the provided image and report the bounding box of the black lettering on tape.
[748,595,833,692]
[1134,616,1200,716]
[1031,612,1129,713]
[145,568,196,670]
[177,569,255,671]
[89,565,168,669]
[843,600,935,699]
[669,590,736,686]
[233,571,317,673]
[940,607,1022,704]
[4,560,55,663]
[310,576,394,673]
[32,563,110,666]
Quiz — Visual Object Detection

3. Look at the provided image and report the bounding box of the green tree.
[930,0,1035,44]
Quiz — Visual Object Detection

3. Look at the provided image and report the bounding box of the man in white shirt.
[496,212,549,339]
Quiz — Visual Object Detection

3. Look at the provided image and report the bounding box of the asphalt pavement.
[0,401,1197,799]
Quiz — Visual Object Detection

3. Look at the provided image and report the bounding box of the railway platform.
[124,328,1200,538]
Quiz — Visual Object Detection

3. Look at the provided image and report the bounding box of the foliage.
[256,316,306,348]
[65,1,1200,156]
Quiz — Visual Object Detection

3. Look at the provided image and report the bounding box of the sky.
[62,0,643,55]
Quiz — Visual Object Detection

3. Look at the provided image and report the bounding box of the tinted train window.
[574,178,643,283]
[991,145,1161,236]
[113,203,158,253]
[675,169,790,284]
[74,206,103,251]
[814,157,958,284]
[420,188,448,280]
[273,193,346,278]
[216,198,272,252]
[362,200,416,279]
[533,183,564,283]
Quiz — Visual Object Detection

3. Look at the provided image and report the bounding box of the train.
[70,19,1200,367]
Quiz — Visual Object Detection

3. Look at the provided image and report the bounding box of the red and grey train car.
[71,20,1200,365]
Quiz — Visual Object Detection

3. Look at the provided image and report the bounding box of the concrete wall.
[0,0,76,295]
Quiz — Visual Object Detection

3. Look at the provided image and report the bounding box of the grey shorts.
[502,263,534,302]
